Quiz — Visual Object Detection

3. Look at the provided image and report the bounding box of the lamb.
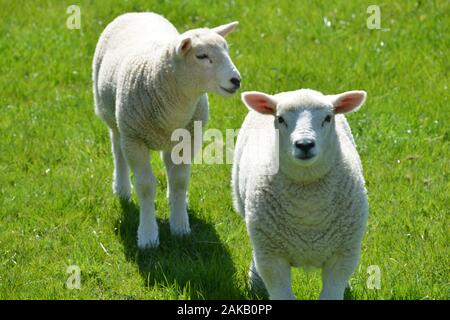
[93,12,241,248]
[232,88,368,300]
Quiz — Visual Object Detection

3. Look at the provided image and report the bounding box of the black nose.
[295,139,315,152]
[230,77,241,89]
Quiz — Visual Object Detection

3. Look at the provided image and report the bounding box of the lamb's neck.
[145,48,204,131]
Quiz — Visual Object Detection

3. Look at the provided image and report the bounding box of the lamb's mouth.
[295,153,316,161]
[220,86,238,94]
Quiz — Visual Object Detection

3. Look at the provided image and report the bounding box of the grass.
[0,0,448,299]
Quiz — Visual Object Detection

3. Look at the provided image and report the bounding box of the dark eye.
[277,116,285,125]
[196,54,209,60]
[322,115,332,126]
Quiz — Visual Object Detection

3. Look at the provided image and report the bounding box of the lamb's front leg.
[319,253,359,300]
[253,253,295,300]
[123,140,159,248]
[162,151,191,236]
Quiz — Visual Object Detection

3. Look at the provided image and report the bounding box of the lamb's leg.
[319,253,359,300]
[249,254,268,297]
[122,140,159,248]
[162,151,191,236]
[253,254,295,300]
[110,128,131,200]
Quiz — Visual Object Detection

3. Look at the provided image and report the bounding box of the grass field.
[0,0,448,299]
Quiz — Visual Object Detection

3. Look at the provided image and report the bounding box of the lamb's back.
[95,13,178,70]
[93,13,178,128]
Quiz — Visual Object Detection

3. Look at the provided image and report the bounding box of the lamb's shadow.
[344,287,354,300]
[116,200,243,299]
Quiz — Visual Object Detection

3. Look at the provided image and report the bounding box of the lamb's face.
[241,89,367,167]
[276,100,335,166]
[189,34,241,96]
[176,22,241,97]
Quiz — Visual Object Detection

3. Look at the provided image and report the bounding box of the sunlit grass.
[0,0,448,299]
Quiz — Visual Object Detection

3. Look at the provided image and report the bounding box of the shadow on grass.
[344,286,354,300]
[116,199,243,299]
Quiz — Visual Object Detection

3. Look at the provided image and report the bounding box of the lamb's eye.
[277,116,286,125]
[322,115,332,127]
[196,54,209,60]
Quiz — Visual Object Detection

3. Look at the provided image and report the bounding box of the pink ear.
[329,91,367,114]
[176,37,192,56]
[241,91,277,115]
[211,21,239,37]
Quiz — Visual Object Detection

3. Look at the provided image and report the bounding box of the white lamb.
[232,88,368,300]
[93,13,241,248]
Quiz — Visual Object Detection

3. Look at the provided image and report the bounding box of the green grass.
[0,0,448,299]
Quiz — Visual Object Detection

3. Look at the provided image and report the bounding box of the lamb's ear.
[176,37,192,56]
[211,21,239,37]
[328,90,367,114]
[241,91,277,115]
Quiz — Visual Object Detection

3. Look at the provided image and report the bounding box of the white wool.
[232,88,368,300]
[94,13,208,149]
[93,12,240,248]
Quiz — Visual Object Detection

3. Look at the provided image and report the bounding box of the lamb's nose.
[295,139,315,152]
[230,77,241,89]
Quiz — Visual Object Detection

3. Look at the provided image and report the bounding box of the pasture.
[0,0,448,299]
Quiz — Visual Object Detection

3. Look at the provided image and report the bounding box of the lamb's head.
[242,89,367,168]
[175,22,241,97]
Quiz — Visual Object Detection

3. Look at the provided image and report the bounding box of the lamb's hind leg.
[110,128,131,200]
[162,151,191,236]
[122,139,159,248]
[249,254,268,297]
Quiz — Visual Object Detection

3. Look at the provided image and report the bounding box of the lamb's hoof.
[113,184,131,202]
[170,221,191,236]
[137,235,159,249]
[116,193,132,203]
[137,227,159,249]
[249,270,268,298]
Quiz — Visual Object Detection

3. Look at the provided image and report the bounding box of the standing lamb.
[93,13,241,248]
[232,88,368,299]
